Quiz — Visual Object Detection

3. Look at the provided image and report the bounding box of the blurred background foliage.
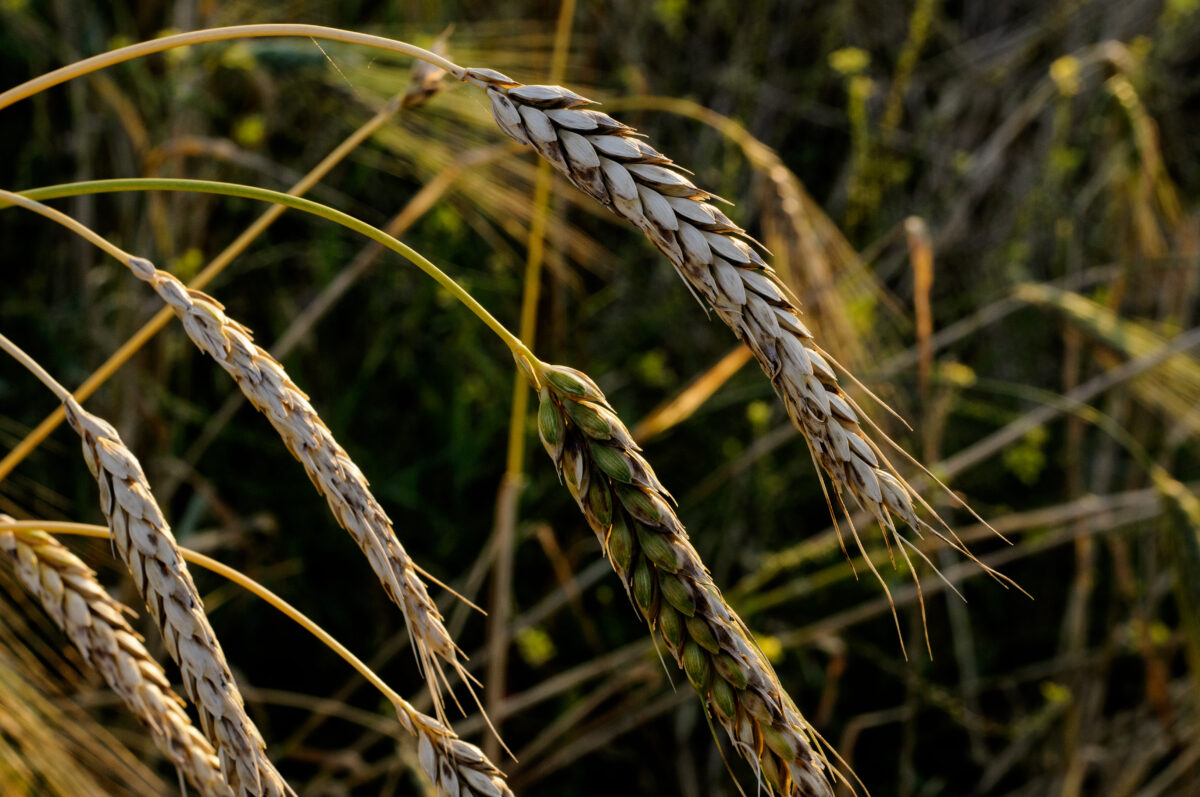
[1,0,1199,795]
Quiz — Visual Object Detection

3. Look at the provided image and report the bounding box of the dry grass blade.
[62,397,293,797]
[119,256,472,721]
[0,517,233,797]
[531,361,837,796]
[466,68,998,593]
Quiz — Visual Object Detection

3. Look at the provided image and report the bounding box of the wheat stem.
[0,93,409,488]
[0,24,462,111]
[0,332,70,402]
[7,180,534,363]
[487,0,578,763]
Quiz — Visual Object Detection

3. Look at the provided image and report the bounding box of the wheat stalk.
[466,69,986,583]
[118,255,473,718]
[63,397,293,797]
[529,361,836,797]
[0,519,233,797]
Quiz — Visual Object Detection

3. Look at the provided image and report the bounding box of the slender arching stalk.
[0,332,71,402]
[486,0,578,763]
[0,24,465,111]
[0,519,403,710]
[0,92,412,487]
[0,181,537,368]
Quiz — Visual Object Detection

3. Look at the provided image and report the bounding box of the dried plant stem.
[529,360,838,796]
[0,90,409,488]
[0,520,515,797]
[487,0,577,762]
[0,24,463,111]
[0,520,233,797]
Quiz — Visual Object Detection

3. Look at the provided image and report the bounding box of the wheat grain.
[467,69,967,567]
[119,255,472,718]
[0,519,233,796]
[63,397,292,797]
[531,362,835,797]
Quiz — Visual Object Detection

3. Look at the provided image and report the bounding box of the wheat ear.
[63,397,292,797]
[531,362,835,797]
[468,69,976,563]
[120,256,471,717]
[0,519,233,797]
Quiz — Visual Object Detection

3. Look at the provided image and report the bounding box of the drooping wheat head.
[467,69,1002,610]
[63,397,293,797]
[119,255,473,719]
[530,361,836,797]
[0,518,234,797]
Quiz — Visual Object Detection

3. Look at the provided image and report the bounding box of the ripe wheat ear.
[0,518,234,797]
[467,69,1013,622]
[121,255,479,722]
[64,397,293,797]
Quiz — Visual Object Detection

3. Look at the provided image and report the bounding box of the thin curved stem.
[0,24,465,112]
[0,191,129,262]
[487,0,577,762]
[0,332,70,402]
[0,520,405,712]
[2,180,536,363]
[0,97,409,487]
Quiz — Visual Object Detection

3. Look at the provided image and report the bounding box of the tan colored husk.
[392,702,513,797]
[63,397,292,797]
[468,68,966,564]
[0,519,233,797]
[120,255,470,717]
[531,362,835,797]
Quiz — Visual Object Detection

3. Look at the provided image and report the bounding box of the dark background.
[1,1,1199,795]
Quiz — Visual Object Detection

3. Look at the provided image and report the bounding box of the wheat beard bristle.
[0,519,234,797]
[465,67,957,558]
[120,255,472,719]
[533,363,835,797]
[63,398,293,797]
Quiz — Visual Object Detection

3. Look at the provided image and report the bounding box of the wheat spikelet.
[63,397,292,797]
[531,362,835,797]
[390,699,513,797]
[0,519,233,797]
[120,256,471,716]
[467,69,982,578]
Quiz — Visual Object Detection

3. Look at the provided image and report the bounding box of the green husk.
[636,523,681,573]
[659,572,696,616]
[684,641,712,692]
[589,441,635,483]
